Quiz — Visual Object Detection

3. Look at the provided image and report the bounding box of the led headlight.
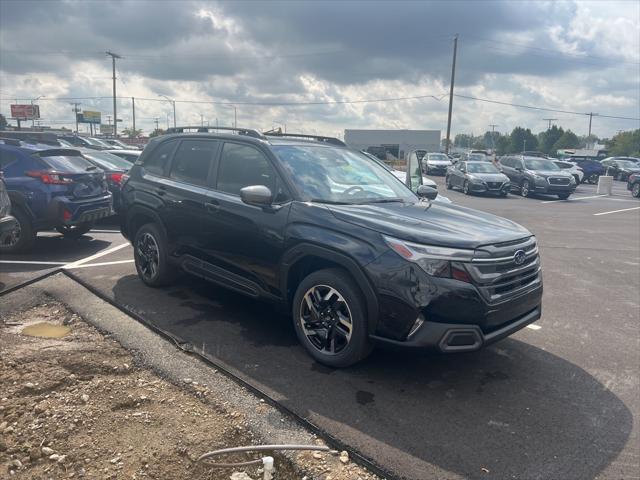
[569,176,576,184]
[384,236,474,282]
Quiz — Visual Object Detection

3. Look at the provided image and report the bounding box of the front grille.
[548,177,570,186]
[487,182,502,189]
[464,237,542,304]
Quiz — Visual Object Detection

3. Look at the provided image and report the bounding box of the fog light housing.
[407,314,425,339]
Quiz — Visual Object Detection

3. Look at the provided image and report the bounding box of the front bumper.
[468,182,510,195]
[364,250,543,351]
[533,180,575,194]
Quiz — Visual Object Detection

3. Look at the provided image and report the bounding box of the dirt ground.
[0,300,379,480]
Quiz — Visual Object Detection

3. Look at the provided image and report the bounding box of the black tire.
[521,180,531,197]
[463,180,470,195]
[292,268,373,368]
[557,193,571,200]
[632,183,640,198]
[0,207,35,254]
[573,174,580,185]
[133,223,177,287]
[500,190,508,197]
[588,174,599,184]
[445,176,453,190]
[56,221,94,238]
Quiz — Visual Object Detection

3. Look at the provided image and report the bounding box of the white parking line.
[0,260,66,265]
[526,324,542,330]
[63,243,131,269]
[593,206,640,216]
[65,259,135,270]
[541,194,607,204]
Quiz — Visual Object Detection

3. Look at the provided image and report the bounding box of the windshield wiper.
[362,198,405,204]
[309,199,352,205]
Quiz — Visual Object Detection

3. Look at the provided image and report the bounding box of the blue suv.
[0,141,113,253]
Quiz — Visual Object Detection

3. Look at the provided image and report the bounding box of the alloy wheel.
[633,183,640,197]
[521,180,530,197]
[136,232,160,280]
[0,222,20,248]
[299,285,353,355]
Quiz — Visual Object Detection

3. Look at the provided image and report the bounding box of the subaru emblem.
[513,249,526,265]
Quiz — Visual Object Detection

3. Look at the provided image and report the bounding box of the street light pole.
[159,95,176,129]
[106,51,122,137]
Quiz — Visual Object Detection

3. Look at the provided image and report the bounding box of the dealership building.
[344,129,441,160]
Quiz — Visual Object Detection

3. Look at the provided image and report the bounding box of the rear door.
[500,157,516,183]
[203,141,292,297]
[161,138,220,259]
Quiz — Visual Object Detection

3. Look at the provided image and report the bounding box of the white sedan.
[552,159,584,184]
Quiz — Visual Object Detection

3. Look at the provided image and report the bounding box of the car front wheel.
[557,193,571,200]
[632,183,640,198]
[463,180,470,195]
[521,180,531,197]
[292,268,373,367]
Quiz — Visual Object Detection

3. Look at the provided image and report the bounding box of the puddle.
[21,322,71,338]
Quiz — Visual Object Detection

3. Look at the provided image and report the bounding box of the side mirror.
[417,185,438,200]
[405,151,424,193]
[240,185,273,207]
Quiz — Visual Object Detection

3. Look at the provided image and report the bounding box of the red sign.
[10,104,40,120]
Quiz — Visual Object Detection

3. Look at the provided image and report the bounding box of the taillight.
[121,173,130,185]
[109,172,124,185]
[63,209,72,221]
[25,171,73,185]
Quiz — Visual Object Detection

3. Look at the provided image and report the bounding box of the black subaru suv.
[120,128,543,367]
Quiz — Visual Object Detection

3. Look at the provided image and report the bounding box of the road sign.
[100,124,114,134]
[10,104,40,120]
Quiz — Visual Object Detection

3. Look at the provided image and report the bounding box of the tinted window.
[40,154,97,173]
[82,151,132,171]
[144,140,177,176]
[217,143,277,195]
[500,157,513,167]
[524,159,559,170]
[169,140,217,186]
[0,150,19,170]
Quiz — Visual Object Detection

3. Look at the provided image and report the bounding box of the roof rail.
[0,137,23,146]
[263,132,347,147]
[164,126,265,139]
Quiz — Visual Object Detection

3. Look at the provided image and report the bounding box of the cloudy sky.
[0,0,638,140]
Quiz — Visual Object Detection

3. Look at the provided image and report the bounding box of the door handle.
[204,201,219,213]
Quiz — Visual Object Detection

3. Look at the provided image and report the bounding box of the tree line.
[453,127,639,157]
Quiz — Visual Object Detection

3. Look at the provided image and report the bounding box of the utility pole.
[489,124,498,150]
[106,51,122,137]
[153,117,159,132]
[70,102,81,133]
[132,97,136,136]
[445,34,458,155]
[587,112,598,137]
[543,118,558,130]
[158,95,176,128]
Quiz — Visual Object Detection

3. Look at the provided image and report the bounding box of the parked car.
[0,143,112,252]
[460,152,490,162]
[102,139,130,149]
[552,160,584,184]
[423,152,452,175]
[360,151,451,203]
[78,150,131,212]
[120,128,542,367]
[627,173,640,198]
[566,157,605,184]
[600,158,640,181]
[105,149,142,163]
[0,172,19,249]
[500,155,576,199]
[446,161,510,196]
[59,135,109,150]
[600,156,639,164]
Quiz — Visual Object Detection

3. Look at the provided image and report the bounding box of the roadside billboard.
[100,124,114,135]
[10,104,40,120]
[77,110,101,124]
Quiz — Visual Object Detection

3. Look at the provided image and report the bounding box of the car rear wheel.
[632,183,640,198]
[292,268,373,367]
[521,180,531,197]
[56,221,94,238]
[133,223,177,287]
[0,207,35,254]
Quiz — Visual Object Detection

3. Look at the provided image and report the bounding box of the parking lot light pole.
[445,34,458,155]
[159,95,176,129]
[106,51,122,137]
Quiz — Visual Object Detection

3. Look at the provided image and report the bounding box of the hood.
[391,169,437,188]
[468,173,509,182]
[328,201,531,249]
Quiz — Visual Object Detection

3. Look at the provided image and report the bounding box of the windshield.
[469,153,488,161]
[38,153,98,173]
[274,145,415,204]
[428,153,449,161]
[467,162,499,173]
[525,158,559,170]
[82,151,131,170]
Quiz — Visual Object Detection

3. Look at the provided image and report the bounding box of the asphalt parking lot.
[1,180,639,480]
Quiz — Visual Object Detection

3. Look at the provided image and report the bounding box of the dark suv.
[500,155,576,199]
[120,128,543,367]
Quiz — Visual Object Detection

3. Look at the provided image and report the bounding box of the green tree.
[149,128,165,138]
[552,130,580,152]
[495,135,511,155]
[122,127,142,138]
[0,114,7,130]
[509,127,538,153]
[538,125,564,155]
[454,134,473,148]
[608,129,640,156]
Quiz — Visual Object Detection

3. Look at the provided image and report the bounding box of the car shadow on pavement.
[109,274,633,480]
[1,234,111,265]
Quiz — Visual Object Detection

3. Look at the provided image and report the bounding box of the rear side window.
[39,154,96,173]
[143,140,177,176]
[169,140,217,186]
[216,143,276,195]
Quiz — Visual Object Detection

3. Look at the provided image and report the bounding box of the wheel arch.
[125,205,166,241]
[281,244,379,332]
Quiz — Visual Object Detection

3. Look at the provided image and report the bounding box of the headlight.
[569,176,576,184]
[384,236,473,282]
